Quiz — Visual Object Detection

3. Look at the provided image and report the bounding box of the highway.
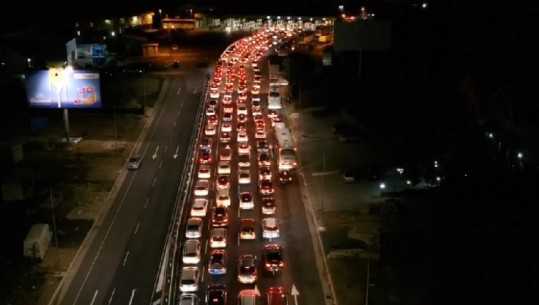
[58,69,207,305]
[174,32,327,305]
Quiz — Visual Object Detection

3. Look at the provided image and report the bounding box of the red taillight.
[279,262,284,267]
[265,263,271,267]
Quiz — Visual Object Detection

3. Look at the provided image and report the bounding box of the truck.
[23,223,52,261]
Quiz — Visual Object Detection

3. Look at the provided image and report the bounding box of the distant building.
[65,38,108,68]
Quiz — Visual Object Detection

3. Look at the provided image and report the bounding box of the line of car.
[178,28,299,305]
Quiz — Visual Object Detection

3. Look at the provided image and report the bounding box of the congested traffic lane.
[178,30,326,305]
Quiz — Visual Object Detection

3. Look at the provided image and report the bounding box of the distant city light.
[517,152,523,159]
[111,31,115,37]
[422,2,428,9]
[488,132,494,139]
[338,5,344,12]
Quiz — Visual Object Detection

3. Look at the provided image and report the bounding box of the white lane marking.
[152,177,157,186]
[164,145,168,153]
[173,121,177,126]
[152,145,160,159]
[89,290,98,305]
[134,222,140,235]
[177,87,182,95]
[144,198,149,208]
[159,160,163,168]
[108,287,115,305]
[174,145,180,159]
[123,251,130,266]
[201,267,205,283]
[205,239,208,254]
[128,289,136,305]
[193,87,198,94]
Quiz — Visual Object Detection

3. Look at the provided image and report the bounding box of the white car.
[216,191,231,207]
[238,142,251,155]
[238,92,248,101]
[210,90,220,99]
[198,165,211,179]
[223,104,234,114]
[194,180,209,196]
[209,228,227,248]
[252,108,262,116]
[223,112,233,122]
[240,218,256,240]
[238,169,251,184]
[237,104,248,116]
[185,217,203,239]
[206,107,216,116]
[238,154,250,168]
[237,85,247,94]
[239,192,254,210]
[221,122,232,132]
[180,267,200,292]
[254,129,266,139]
[191,198,209,217]
[251,94,261,103]
[237,130,248,142]
[218,161,231,175]
[261,197,276,215]
[262,218,280,239]
[205,124,217,136]
[222,96,232,104]
[220,146,232,161]
[182,239,201,264]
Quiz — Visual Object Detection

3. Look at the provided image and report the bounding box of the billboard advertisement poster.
[25,69,102,109]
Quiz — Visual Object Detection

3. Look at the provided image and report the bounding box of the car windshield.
[187,224,198,231]
[267,251,282,262]
[182,279,195,285]
[129,157,139,162]
[211,254,224,264]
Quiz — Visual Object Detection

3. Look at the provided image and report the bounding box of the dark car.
[263,244,284,274]
[206,284,227,305]
[211,206,229,227]
[279,170,292,184]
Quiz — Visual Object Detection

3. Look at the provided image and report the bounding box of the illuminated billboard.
[25,69,102,109]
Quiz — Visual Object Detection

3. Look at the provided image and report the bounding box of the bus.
[274,122,297,170]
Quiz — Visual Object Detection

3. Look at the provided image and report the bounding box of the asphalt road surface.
[58,68,207,305]
[173,38,326,305]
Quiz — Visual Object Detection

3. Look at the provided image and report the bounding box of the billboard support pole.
[63,108,71,143]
